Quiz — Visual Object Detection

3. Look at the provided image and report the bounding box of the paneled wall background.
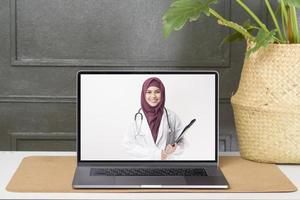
[0,0,269,151]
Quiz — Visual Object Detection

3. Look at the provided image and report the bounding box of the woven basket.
[231,44,300,163]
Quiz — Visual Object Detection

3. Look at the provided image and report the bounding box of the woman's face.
[145,86,161,107]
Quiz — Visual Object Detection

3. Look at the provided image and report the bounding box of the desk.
[0,151,299,199]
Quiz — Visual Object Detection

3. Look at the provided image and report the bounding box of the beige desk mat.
[6,156,297,193]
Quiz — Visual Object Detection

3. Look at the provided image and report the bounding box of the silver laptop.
[72,70,229,189]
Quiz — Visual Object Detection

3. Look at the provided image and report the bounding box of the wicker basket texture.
[231,44,300,163]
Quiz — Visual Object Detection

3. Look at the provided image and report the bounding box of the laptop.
[72,70,229,189]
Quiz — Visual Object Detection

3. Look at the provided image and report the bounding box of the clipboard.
[174,119,196,144]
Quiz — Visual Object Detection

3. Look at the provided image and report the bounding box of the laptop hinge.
[78,162,218,167]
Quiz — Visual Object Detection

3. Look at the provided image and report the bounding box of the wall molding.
[0,95,230,104]
[9,132,233,151]
[220,98,230,104]
[219,135,232,152]
[11,58,232,68]
[10,132,76,151]
[10,0,231,67]
[0,95,76,103]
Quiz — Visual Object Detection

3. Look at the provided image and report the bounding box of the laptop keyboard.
[90,168,207,176]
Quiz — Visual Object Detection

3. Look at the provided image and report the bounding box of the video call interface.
[80,73,217,161]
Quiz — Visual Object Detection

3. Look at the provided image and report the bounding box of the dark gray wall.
[0,0,267,151]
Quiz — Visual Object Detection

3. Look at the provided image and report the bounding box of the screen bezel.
[77,70,219,165]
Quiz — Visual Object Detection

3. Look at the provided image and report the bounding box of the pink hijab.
[141,77,165,143]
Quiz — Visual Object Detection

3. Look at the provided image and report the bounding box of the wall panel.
[0,0,267,151]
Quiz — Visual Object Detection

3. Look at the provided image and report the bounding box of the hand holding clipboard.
[173,119,196,144]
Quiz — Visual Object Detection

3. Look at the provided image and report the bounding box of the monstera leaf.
[162,0,218,38]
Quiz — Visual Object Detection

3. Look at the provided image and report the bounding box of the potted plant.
[163,0,300,163]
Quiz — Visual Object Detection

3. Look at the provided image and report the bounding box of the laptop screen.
[78,72,218,162]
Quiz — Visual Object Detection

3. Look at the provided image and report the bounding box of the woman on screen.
[123,77,186,160]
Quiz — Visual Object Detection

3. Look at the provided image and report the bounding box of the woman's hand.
[165,144,177,154]
[161,150,168,160]
[161,144,177,160]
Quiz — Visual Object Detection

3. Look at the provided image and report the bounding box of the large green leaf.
[162,0,218,38]
[246,29,276,58]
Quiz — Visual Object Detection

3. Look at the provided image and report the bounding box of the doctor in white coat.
[123,77,186,160]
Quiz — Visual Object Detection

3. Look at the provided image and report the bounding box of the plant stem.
[236,0,269,33]
[290,6,299,43]
[280,1,288,42]
[265,0,283,41]
[209,8,255,41]
[287,6,294,42]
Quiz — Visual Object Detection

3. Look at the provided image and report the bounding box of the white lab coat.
[123,108,186,160]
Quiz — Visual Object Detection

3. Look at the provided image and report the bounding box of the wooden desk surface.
[1,151,299,199]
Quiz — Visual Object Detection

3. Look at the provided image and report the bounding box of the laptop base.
[72,166,229,189]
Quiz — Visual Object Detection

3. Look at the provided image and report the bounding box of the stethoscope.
[134,108,172,137]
